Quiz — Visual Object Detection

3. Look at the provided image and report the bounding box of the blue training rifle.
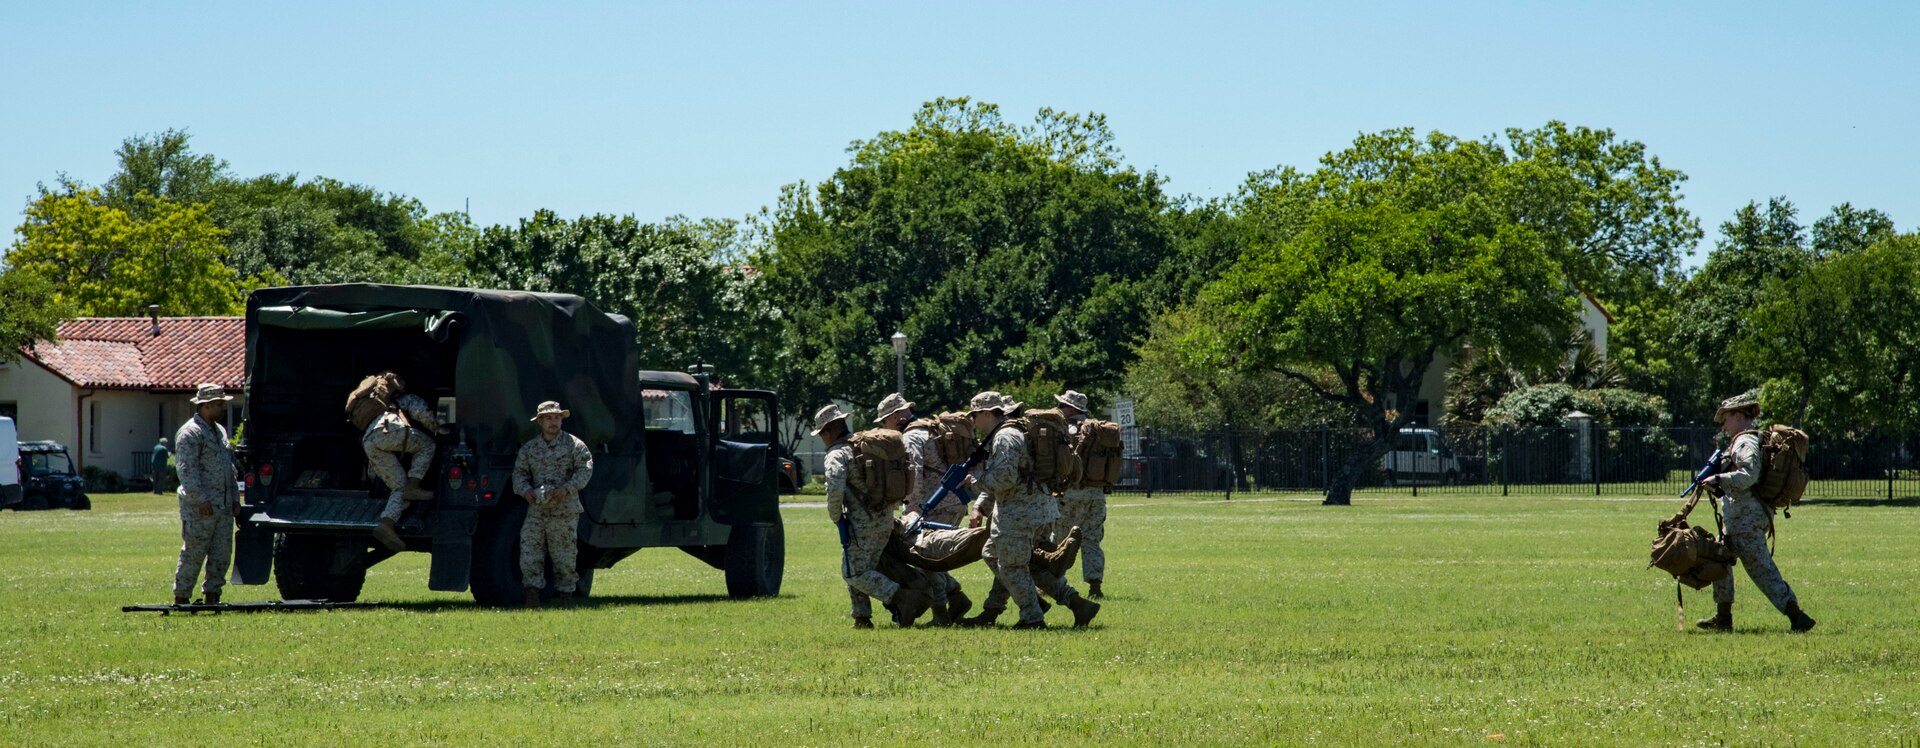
[1681,446,1725,498]
[905,448,987,536]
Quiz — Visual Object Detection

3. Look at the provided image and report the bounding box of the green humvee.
[233,284,784,606]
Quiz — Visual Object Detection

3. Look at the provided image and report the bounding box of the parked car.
[1,418,19,507]
[15,441,91,510]
[1379,428,1463,486]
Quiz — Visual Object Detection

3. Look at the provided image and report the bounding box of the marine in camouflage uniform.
[365,391,440,551]
[819,403,933,628]
[959,392,1099,629]
[512,401,594,607]
[1052,390,1108,598]
[881,395,969,623]
[1699,391,1816,633]
[173,384,240,605]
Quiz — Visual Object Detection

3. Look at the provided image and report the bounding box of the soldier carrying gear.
[820,402,933,628]
[1052,389,1112,599]
[512,401,594,608]
[348,371,440,552]
[1696,391,1817,633]
[958,391,1100,630]
[877,393,971,626]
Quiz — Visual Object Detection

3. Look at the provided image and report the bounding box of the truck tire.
[274,534,367,602]
[469,501,594,607]
[67,493,91,510]
[723,521,784,599]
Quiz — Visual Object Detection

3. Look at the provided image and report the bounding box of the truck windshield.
[27,452,72,477]
[643,390,697,434]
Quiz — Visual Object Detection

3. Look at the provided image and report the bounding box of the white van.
[1,417,19,506]
[1378,427,1463,486]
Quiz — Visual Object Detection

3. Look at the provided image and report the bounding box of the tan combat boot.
[204,591,221,606]
[173,595,190,607]
[852,616,874,629]
[958,607,1002,628]
[371,518,405,552]
[524,588,542,608]
[556,591,574,609]
[1037,527,1082,577]
[1696,602,1732,631]
[402,477,434,502]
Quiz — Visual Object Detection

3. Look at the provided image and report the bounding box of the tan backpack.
[344,372,404,430]
[848,428,910,510]
[1007,409,1081,490]
[905,412,976,467]
[1744,425,1810,512]
[1074,419,1124,488]
[1649,489,1735,590]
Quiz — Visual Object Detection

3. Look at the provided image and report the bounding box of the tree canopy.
[7,188,257,316]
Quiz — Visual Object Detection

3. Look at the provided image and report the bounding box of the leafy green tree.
[1125,307,1351,433]
[7,189,254,316]
[753,98,1178,423]
[209,175,470,286]
[0,270,73,363]
[468,210,771,379]
[101,129,230,216]
[1185,129,1582,504]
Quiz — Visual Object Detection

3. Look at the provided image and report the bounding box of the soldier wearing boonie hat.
[1695,390,1815,633]
[818,402,932,628]
[957,391,1099,629]
[171,383,240,606]
[1051,389,1108,599]
[511,400,594,608]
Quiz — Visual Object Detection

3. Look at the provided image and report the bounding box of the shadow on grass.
[1799,497,1920,509]
[366,592,741,613]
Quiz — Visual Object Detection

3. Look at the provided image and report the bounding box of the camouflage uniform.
[826,441,898,618]
[1710,431,1798,612]
[173,414,238,600]
[512,431,594,592]
[1054,416,1108,583]
[900,426,964,606]
[363,393,438,522]
[975,425,1082,625]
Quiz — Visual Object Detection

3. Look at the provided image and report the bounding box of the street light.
[890,330,907,395]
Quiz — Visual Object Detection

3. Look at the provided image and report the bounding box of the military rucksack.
[1649,488,1736,590]
[344,372,404,431]
[848,428,910,510]
[1073,419,1124,489]
[1007,409,1081,490]
[1743,425,1810,512]
[905,412,976,467]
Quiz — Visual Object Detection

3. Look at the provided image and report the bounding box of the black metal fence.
[1111,425,1920,501]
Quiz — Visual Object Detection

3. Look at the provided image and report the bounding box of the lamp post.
[890,331,907,395]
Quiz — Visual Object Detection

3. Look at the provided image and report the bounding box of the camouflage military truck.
[232,284,784,606]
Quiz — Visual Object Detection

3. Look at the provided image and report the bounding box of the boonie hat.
[811,403,850,435]
[875,392,916,421]
[530,401,571,421]
[190,383,234,404]
[967,391,1020,415]
[1713,391,1760,424]
[1055,390,1090,414]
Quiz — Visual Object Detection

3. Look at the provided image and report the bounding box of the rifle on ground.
[905,448,987,536]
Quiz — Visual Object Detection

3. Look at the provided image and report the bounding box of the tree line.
[4,99,1911,502]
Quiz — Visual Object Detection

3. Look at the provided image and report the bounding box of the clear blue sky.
[4,2,1914,269]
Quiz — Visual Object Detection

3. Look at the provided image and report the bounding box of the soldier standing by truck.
[347,371,440,552]
[958,392,1099,629]
[172,384,240,606]
[1053,390,1109,599]
[512,401,594,608]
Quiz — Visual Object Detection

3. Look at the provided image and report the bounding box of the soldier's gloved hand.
[967,511,984,529]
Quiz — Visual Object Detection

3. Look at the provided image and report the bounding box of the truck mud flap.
[232,521,274,585]
[428,509,477,592]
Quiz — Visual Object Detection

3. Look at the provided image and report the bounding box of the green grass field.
[3,491,1917,746]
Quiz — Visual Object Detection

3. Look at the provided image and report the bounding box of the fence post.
[1222,422,1233,502]
[1593,426,1602,496]
[1889,441,1895,501]
[1320,428,1330,493]
[1500,426,1510,497]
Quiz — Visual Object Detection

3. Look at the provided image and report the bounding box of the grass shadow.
[1799,496,1920,508]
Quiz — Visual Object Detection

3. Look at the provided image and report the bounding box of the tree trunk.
[1323,435,1391,505]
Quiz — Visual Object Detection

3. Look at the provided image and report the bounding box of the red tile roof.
[23,317,244,391]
